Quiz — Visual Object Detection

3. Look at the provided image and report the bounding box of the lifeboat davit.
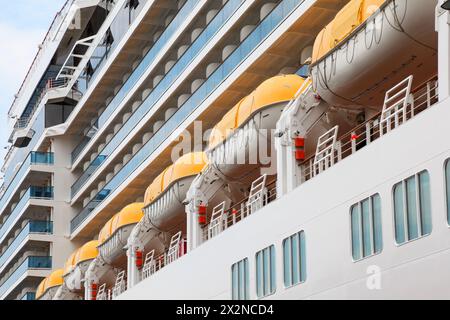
[129,152,207,255]
[310,0,438,109]
[84,203,144,294]
[53,241,99,300]
[186,75,309,217]
[36,269,64,300]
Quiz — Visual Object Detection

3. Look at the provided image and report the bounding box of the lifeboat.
[129,152,207,255]
[98,203,144,265]
[207,74,306,184]
[310,0,438,109]
[36,269,64,300]
[186,75,315,219]
[53,241,99,300]
[84,203,144,297]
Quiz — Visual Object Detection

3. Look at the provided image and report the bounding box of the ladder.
[246,175,268,216]
[208,202,227,239]
[313,126,339,176]
[112,270,126,298]
[142,250,155,280]
[167,232,183,264]
[379,76,415,135]
[96,283,107,300]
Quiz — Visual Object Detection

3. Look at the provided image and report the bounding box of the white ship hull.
[120,95,450,300]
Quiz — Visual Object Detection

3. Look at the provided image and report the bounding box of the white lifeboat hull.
[99,224,136,265]
[311,0,438,109]
[208,103,286,185]
[134,176,196,255]
[64,260,92,292]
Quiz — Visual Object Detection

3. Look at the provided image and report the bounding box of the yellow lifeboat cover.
[98,217,114,244]
[209,74,305,150]
[112,203,145,232]
[312,0,385,63]
[36,277,47,299]
[208,102,241,151]
[144,168,168,205]
[63,250,78,276]
[144,152,207,206]
[45,269,64,290]
[74,240,99,265]
[163,152,208,190]
[99,203,145,245]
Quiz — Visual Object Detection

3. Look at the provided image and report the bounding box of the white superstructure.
[0,0,449,300]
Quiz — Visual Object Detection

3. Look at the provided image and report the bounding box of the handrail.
[0,221,53,269]
[0,152,54,205]
[8,0,74,117]
[300,76,439,165]
[300,78,439,181]
[13,78,71,131]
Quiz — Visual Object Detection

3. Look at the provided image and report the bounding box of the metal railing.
[8,0,74,118]
[0,186,54,243]
[13,78,71,131]
[0,221,53,269]
[97,234,187,300]
[96,283,111,301]
[300,78,439,182]
[112,270,127,298]
[201,177,278,243]
[70,0,305,233]
[141,232,187,282]
[0,256,52,298]
[0,152,54,210]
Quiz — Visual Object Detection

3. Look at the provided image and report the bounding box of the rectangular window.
[393,171,432,244]
[445,160,450,224]
[231,258,249,300]
[256,245,276,298]
[350,194,383,261]
[283,231,306,287]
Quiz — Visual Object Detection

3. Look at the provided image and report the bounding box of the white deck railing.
[301,78,439,182]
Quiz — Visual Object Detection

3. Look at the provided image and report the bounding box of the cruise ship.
[0,0,448,300]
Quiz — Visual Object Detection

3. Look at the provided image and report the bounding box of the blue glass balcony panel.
[70,0,303,232]
[0,256,52,298]
[20,292,36,300]
[0,187,54,242]
[0,221,53,268]
[0,151,54,216]
[71,0,244,197]
[71,0,200,162]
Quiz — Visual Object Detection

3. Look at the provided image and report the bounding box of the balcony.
[70,0,304,233]
[70,0,202,165]
[70,0,244,199]
[0,152,54,215]
[0,187,54,244]
[0,221,53,269]
[20,292,36,300]
[10,77,80,149]
[0,256,52,299]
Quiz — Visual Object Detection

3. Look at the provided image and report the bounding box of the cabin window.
[231,258,249,300]
[445,160,450,225]
[283,231,306,287]
[393,171,432,245]
[351,194,383,261]
[256,245,276,298]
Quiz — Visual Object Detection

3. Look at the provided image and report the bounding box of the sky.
[0,0,67,163]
